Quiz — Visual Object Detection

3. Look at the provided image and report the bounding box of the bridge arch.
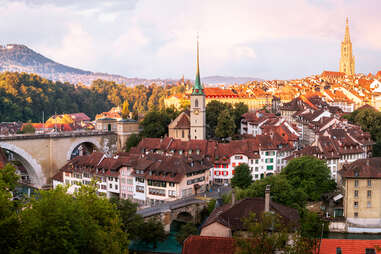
[66,139,101,161]
[0,142,45,188]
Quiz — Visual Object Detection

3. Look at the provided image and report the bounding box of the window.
[366,248,376,254]
[354,212,358,217]
[336,247,342,254]
[368,179,372,187]
[354,190,358,197]
[354,201,358,208]
[149,188,165,196]
[355,179,359,187]
[195,99,199,108]
[267,165,273,170]
[168,190,176,197]
[367,201,372,208]
[169,182,175,187]
[368,190,372,198]
[115,185,118,190]
[136,186,144,193]
[109,184,112,189]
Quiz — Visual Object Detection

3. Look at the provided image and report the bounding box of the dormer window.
[189,150,192,154]
[179,150,183,155]
[196,149,200,155]
[354,171,359,177]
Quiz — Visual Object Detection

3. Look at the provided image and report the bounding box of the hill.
[202,75,262,85]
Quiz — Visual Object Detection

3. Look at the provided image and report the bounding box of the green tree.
[125,133,142,152]
[281,156,336,201]
[236,174,305,209]
[0,164,20,253]
[111,198,144,240]
[16,183,129,254]
[138,218,167,248]
[231,163,252,189]
[140,111,171,138]
[234,212,289,254]
[233,102,248,133]
[176,222,198,245]
[121,100,130,119]
[215,109,236,139]
[22,124,35,134]
[206,100,228,138]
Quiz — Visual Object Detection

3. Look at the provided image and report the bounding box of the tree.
[125,133,141,152]
[206,100,228,138]
[138,218,167,248]
[281,156,336,201]
[0,164,20,253]
[22,124,35,134]
[121,100,130,119]
[234,212,289,254]
[215,109,236,139]
[236,174,305,209]
[176,222,198,245]
[231,163,252,189]
[140,111,171,138]
[16,183,129,254]
[233,102,248,134]
[111,198,144,240]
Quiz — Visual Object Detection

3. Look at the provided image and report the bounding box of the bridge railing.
[0,130,116,140]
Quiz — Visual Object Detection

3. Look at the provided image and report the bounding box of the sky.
[0,0,380,80]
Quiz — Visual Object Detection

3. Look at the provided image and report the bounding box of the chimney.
[265,185,270,212]
[231,189,236,206]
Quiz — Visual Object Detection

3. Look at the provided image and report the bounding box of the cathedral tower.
[339,17,355,76]
[190,37,206,140]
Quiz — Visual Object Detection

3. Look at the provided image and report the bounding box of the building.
[182,236,235,254]
[339,18,355,76]
[340,157,381,233]
[46,113,90,128]
[190,39,206,140]
[168,111,191,141]
[200,186,299,237]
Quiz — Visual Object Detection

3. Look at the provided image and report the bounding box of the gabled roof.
[340,157,381,179]
[319,239,381,254]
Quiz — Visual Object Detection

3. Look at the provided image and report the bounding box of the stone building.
[339,18,355,76]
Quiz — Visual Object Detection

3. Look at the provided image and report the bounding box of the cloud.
[0,0,380,80]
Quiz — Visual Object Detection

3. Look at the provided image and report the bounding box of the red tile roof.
[319,239,381,254]
[182,236,235,254]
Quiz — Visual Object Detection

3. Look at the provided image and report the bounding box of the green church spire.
[192,35,204,95]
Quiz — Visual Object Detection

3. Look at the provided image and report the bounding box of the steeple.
[339,17,355,76]
[192,35,204,95]
[344,17,351,42]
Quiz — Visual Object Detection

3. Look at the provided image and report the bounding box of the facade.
[190,39,206,140]
[339,18,355,76]
[168,111,190,141]
[340,158,381,233]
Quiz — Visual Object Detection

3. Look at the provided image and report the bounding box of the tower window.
[195,99,199,107]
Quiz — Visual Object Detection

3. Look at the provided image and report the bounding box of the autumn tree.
[121,100,130,119]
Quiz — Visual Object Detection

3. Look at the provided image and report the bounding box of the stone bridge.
[0,131,118,188]
[137,197,208,232]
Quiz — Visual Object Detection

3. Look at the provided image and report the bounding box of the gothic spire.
[192,34,204,95]
[344,17,351,42]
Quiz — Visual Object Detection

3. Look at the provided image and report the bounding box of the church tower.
[339,17,355,76]
[190,37,206,140]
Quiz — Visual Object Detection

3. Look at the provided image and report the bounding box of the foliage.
[233,102,248,133]
[236,174,305,209]
[281,156,336,201]
[121,100,130,119]
[0,164,20,253]
[231,163,252,189]
[206,100,231,138]
[15,183,129,254]
[207,199,217,214]
[176,222,198,245]
[215,109,236,139]
[111,198,144,240]
[140,110,173,138]
[137,218,167,248]
[0,72,182,122]
[21,124,35,134]
[234,212,289,254]
[125,133,141,152]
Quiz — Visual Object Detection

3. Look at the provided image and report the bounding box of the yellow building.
[340,158,381,233]
[46,114,74,125]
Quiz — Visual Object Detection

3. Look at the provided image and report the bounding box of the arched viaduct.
[0,131,117,188]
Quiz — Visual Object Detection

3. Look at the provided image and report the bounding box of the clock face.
[194,109,199,115]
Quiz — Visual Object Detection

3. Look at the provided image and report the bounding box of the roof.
[202,198,300,231]
[319,239,381,254]
[182,236,235,254]
[340,157,381,179]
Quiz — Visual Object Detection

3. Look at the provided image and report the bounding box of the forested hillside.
[0,72,186,122]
